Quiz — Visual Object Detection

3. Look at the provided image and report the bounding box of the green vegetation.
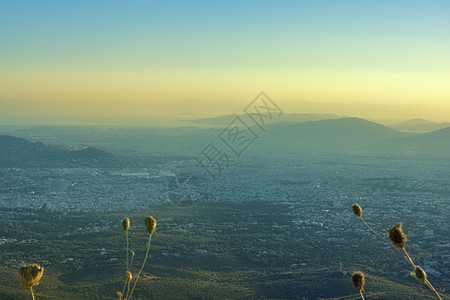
[2,201,447,299]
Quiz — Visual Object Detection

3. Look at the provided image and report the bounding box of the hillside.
[0,135,116,167]
[248,117,450,156]
[406,126,450,142]
[267,117,404,139]
[0,201,445,299]
[254,117,410,152]
[390,119,450,133]
[393,127,450,156]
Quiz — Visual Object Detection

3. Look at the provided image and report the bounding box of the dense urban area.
[0,122,449,299]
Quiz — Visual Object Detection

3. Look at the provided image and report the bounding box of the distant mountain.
[264,117,406,143]
[411,126,450,141]
[390,118,450,133]
[250,118,450,156]
[249,117,415,153]
[267,117,403,138]
[0,135,116,167]
[190,113,344,126]
[393,126,450,156]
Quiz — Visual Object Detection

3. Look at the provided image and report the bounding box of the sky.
[0,0,449,119]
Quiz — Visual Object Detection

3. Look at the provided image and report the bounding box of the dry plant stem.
[128,234,152,300]
[124,256,134,299]
[425,279,443,300]
[402,244,442,300]
[121,279,127,299]
[401,247,416,268]
[360,216,403,255]
[359,290,365,300]
[125,281,131,300]
[129,255,134,270]
[121,230,130,298]
[30,286,35,300]
[126,231,129,271]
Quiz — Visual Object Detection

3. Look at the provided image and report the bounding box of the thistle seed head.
[126,270,132,282]
[145,216,156,235]
[387,222,407,247]
[18,264,44,287]
[411,266,427,282]
[351,271,365,291]
[122,217,130,231]
[352,204,362,217]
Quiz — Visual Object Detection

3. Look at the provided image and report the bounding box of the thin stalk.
[359,290,365,300]
[120,230,130,299]
[121,278,127,299]
[360,216,403,255]
[425,279,443,300]
[129,254,134,270]
[30,286,35,300]
[125,281,131,300]
[128,234,152,300]
[401,247,415,268]
[126,231,129,271]
[125,254,134,300]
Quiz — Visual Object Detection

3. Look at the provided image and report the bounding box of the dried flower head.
[351,271,365,291]
[387,222,407,247]
[130,250,135,257]
[352,204,362,217]
[144,216,156,235]
[18,264,44,287]
[122,217,130,231]
[126,270,132,282]
[411,266,427,282]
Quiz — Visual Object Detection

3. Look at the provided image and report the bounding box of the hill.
[406,126,450,142]
[267,117,404,139]
[254,117,409,152]
[248,118,450,156]
[0,135,116,167]
[390,118,450,133]
[393,126,450,156]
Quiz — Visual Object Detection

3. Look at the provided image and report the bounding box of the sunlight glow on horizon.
[0,0,449,111]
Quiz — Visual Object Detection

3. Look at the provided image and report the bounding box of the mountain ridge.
[190,113,344,126]
[252,117,448,155]
[390,119,450,133]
